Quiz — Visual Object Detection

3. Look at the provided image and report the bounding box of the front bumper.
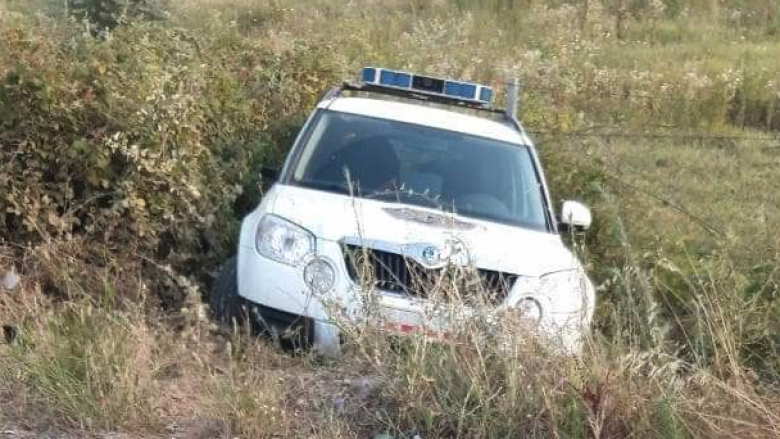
[237,237,591,356]
[238,238,443,352]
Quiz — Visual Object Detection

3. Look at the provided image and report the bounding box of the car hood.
[266,185,579,277]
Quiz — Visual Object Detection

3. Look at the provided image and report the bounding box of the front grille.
[343,244,517,304]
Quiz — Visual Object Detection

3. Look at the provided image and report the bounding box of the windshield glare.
[291,110,548,231]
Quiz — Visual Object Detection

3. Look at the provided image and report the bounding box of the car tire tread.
[210,256,242,326]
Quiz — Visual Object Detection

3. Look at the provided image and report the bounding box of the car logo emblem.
[421,246,441,266]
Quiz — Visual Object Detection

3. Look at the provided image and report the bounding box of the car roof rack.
[335,66,520,122]
[320,67,526,135]
[340,81,501,112]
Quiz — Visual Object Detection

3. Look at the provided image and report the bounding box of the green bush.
[0,16,339,294]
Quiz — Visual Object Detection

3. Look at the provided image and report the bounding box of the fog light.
[304,257,335,294]
[516,297,542,324]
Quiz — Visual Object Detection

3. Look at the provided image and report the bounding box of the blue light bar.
[379,70,412,88]
[361,66,493,107]
[480,87,493,102]
[362,67,377,83]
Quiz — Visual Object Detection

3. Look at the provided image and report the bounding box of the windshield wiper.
[298,180,351,195]
[298,181,447,210]
[364,190,444,209]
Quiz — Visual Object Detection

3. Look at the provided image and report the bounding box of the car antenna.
[506,77,519,120]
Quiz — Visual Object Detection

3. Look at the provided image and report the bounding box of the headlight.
[255,214,315,266]
[303,257,336,293]
[509,270,587,324]
[539,269,585,294]
[540,269,591,314]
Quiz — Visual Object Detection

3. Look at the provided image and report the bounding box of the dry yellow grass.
[2,239,779,438]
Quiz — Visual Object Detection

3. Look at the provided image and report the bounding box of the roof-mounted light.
[360,66,493,107]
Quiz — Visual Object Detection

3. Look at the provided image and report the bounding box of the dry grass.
[0,244,175,430]
[327,251,780,439]
[1,240,779,438]
[0,243,378,437]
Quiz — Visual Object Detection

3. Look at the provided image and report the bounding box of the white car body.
[235,93,595,355]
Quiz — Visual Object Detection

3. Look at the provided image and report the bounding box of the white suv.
[211,68,595,355]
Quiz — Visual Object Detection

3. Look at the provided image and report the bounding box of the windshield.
[290,110,549,231]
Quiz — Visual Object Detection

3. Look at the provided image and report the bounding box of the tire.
[210,256,243,326]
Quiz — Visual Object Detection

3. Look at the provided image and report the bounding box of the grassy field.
[1,0,779,437]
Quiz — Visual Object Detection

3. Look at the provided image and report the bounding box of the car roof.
[320,97,531,146]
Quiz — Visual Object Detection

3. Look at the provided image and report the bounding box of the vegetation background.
[0,0,779,438]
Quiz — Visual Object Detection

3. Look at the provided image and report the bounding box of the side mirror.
[259,166,279,182]
[559,200,592,232]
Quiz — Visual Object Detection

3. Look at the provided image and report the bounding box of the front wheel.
[210,256,243,326]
